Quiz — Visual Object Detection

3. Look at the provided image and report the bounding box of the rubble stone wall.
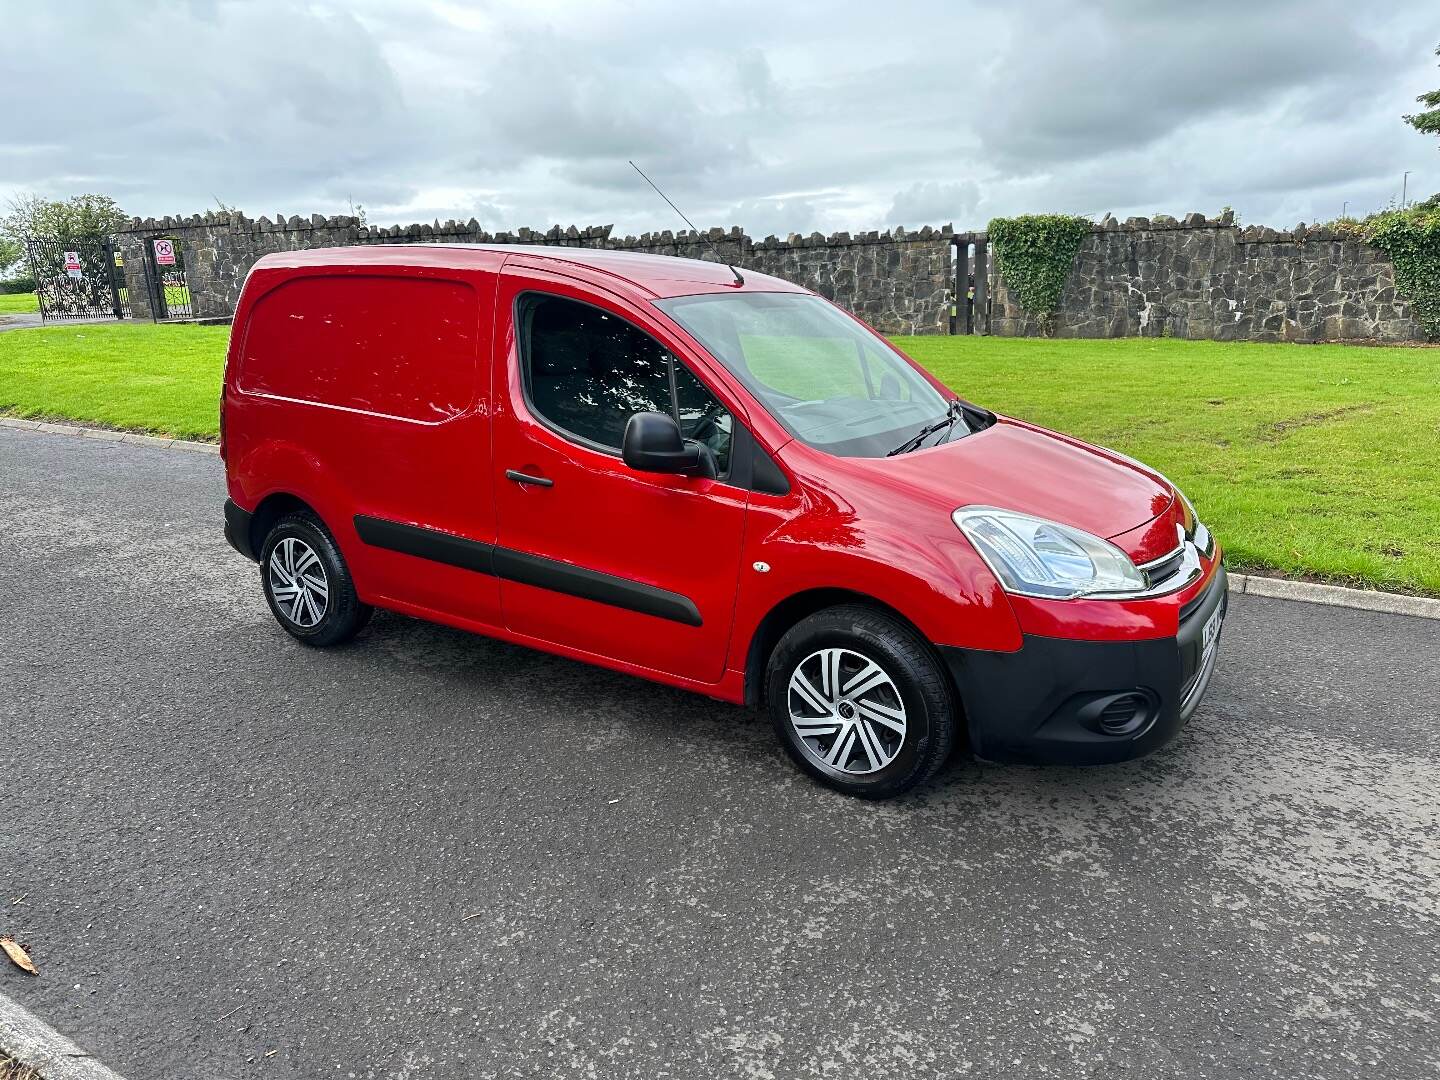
[114,213,955,335]
[989,211,1423,343]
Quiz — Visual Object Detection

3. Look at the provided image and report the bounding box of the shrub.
[0,274,36,294]
[987,215,1092,322]
[1364,205,1440,341]
[1323,202,1440,341]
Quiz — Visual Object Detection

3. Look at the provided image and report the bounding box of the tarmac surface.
[2,424,1437,1079]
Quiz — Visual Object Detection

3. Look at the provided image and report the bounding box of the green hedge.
[987,215,1092,320]
[0,275,37,294]
[1364,206,1440,341]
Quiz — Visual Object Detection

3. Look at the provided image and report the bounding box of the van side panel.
[229,267,503,629]
[238,275,476,422]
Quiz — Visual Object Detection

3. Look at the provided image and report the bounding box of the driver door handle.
[505,469,554,488]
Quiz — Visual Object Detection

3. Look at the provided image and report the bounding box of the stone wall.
[989,212,1423,343]
[107,207,1432,343]
[114,213,954,335]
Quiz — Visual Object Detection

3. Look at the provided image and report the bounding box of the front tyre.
[259,511,372,647]
[766,605,955,799]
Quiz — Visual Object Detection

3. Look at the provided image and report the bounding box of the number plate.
[1201,604,1223,655]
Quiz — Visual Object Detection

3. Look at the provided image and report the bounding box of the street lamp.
[1402,171,1410,209]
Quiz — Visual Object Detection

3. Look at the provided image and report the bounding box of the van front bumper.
[939,565,1227,765]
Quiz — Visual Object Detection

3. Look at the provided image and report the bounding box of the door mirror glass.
[622,411,706,475]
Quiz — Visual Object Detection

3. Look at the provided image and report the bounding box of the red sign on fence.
[153,239,176,266]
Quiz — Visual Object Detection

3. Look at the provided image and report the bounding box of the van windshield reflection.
[656,292,965,458]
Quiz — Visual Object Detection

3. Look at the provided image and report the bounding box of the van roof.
[249,243,809,300]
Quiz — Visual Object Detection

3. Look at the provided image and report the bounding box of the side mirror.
[622,411,705,475]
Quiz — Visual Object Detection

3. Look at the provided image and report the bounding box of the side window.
[522,294,732,476]
[674,363,733,476]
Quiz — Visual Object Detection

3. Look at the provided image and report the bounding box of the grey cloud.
[722,196,832,237]
[1,2,426,212]
[0,1,1435,236]
[975,0,1400,171]
[887,181,979,227]
[465,26,758,181]
[735,50,777,110]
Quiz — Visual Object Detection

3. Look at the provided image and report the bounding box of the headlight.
[952,506,1147,600]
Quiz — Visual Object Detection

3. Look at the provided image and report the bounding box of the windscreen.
[656,292,960,458]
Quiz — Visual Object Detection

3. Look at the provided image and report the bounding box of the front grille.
[1144,549,1185,589]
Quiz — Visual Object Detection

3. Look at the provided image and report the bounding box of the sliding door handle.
[505,469,554,488]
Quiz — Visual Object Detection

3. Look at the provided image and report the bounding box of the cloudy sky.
[3,1,1438,235]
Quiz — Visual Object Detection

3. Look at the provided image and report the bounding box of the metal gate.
[145,236,193,319]
[23,236,131,321]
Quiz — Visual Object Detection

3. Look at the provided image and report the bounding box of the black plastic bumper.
[941,565,1228,765]
[224,499,257,562]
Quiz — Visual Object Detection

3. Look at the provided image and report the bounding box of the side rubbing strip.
[354,516,495,575]
[492,548,703,627]
[353,515,702,627]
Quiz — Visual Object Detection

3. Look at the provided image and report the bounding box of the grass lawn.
[1,323,1436,594]
[0,292,39,315]
[895,335,1440,595]
[0,322,226,441]
[0,289,182,317]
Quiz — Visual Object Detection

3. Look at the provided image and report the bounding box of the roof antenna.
[628,160,744,286]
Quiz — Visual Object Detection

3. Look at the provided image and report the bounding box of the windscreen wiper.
[886,400,965,457]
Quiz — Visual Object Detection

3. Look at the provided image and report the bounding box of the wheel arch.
[248,491,323,557]
[742,587,944,708]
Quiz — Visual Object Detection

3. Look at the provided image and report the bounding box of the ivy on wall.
[1362,205,1440,341]
[987,215,1092,317]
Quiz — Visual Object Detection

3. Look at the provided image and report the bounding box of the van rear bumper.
[224,499,257,561]
[939,565,1227,765]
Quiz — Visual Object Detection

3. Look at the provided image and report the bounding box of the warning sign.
[153,239,176,266]
[63,250,83,280]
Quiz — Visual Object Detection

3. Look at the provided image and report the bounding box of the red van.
[221,245,1225,798]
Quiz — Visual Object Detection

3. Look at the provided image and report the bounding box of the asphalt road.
[1,425,1437,1080]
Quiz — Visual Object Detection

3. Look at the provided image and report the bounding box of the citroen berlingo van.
[221,245,1225,798]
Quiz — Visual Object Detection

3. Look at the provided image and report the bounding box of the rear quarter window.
[239,275,478,422]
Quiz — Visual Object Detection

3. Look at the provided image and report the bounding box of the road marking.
[0,989,132,1080]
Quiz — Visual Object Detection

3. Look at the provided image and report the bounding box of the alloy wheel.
[787,647,907,775]
[268,537,330,628]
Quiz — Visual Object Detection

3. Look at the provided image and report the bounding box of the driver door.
[490,265,750,684]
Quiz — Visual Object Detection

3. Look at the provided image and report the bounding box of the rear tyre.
[259,511,372,647]
[766,604,955,799]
